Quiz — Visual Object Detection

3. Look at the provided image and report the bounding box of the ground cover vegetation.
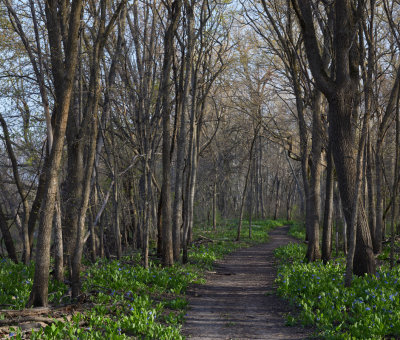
[1,219,282,339]
[275,223,400,339]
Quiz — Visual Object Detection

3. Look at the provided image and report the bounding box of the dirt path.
[182,226,314,340]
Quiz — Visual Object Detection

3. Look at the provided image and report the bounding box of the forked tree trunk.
[27,0,83,307]
[329,94,375,276]
[292,0,376,276]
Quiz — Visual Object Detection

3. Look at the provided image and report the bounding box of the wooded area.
[0,0,400,311]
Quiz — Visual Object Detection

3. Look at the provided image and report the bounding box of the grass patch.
[1,218,287,339]
[275,242,400,339]
[287,221,306,240]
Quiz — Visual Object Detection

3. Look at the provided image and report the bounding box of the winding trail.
[182,226,314,340]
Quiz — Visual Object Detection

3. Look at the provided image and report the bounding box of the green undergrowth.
[287,221,306,240]
[275,242,400,339]
[1,218,287,339]
[0,259,67,309]
[192,218,287,269]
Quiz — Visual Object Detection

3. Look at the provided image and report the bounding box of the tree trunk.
[329,94,375,276]
[112,176,122,259]
[182,115,198,262]
[27,149,51,258]
[27,0,83,307]
[389,91,400,268]
[142,159,151,269]
[366,134,376,248]
[292,0,376,276]
[258,137,265,218]
[71,126,97,298]
[160,0,183,267]
[172,1,194,261]
[322,142,334,263]
[248,162,254,239]
[0,205,18,263]
[89,186,98,262]
[53,190,63,282]
[286,185,293,221]
[305,90,323,262]
[156,193,162,259]
[212,178,217,231]
[237,130,258,241]
[62,125,84,274]
[273,178,281,221]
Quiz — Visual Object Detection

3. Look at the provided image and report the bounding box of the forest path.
[182,225,314,340]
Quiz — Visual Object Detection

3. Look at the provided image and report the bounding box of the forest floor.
[182,225,315,340]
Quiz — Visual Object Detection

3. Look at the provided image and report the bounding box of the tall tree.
[291,0,376,276]
[160,0,183,266]
[27,0,84,307]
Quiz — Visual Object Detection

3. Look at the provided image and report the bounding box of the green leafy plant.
[275,242,400,339]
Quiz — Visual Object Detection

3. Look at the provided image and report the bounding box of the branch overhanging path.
[182,226,313,340]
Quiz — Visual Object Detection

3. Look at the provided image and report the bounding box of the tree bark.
[182,106,199,262]
[305,90,323,262]
[273,178,281,221]
[53,189,63,282]
[329,95,375,276]
[322,142,334,263]
[28,0,84,307]
[0,205,18,263]
[172,0,194,261]
[237,129,258,241]
[160,0,182,267]
[212,178,217,231]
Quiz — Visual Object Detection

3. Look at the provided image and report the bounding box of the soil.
[182,225,315,340]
